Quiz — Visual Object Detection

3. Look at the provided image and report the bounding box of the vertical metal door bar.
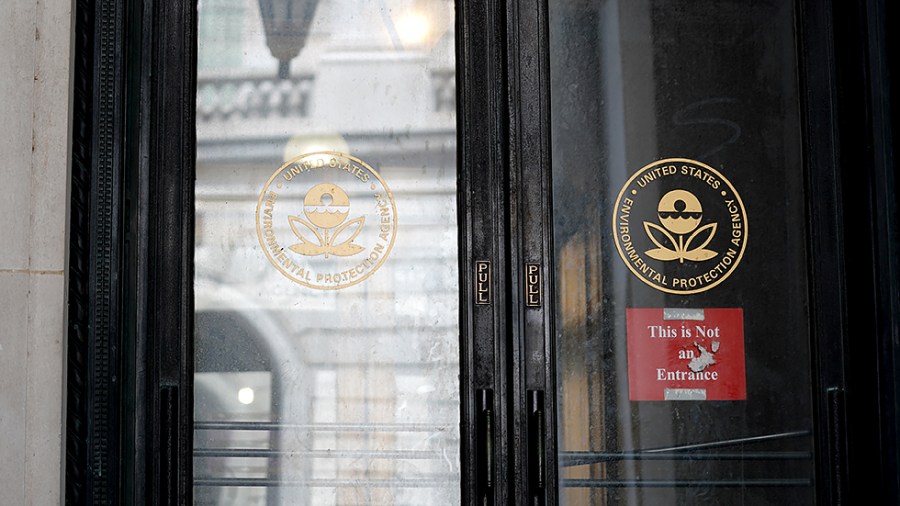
[457,0,510,503]
[505,0,558,503]
[796,0,855,502]
[528,390,546,501]
[144,0,197,502]
[477,389,496,503]
[827,388,848,506]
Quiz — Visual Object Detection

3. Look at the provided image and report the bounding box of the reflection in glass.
[194,1,459,504]
[550,1,815,504]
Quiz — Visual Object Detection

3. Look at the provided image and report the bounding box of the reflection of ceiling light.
[238,387,255,405]
[396,12,431,48]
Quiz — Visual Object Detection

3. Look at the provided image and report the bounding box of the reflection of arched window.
[194,310,282,506]
[196,311,273,375]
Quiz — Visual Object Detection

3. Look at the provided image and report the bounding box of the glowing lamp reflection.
[238,387,255,405]
[396,12,431,47]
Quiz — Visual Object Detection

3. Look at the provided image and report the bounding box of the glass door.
[192,1,462,504]
[185,1,834,505]
[548,1,816,504]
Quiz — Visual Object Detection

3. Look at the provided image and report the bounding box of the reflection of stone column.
[369,365,397,505]
[337,364,366,503]
[368,249,398,504]
[558,236,594,506]
[610,1,672,502]
[585,237,606,506]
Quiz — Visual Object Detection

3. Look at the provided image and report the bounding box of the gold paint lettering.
[525,264,541,307]
[476,261,491,305]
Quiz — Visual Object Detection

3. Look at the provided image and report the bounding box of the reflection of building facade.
[193,1,460,504]
[1,0,899,505]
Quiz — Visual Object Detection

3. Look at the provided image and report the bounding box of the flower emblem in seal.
[256,152,397,290]
[612,158,748,294]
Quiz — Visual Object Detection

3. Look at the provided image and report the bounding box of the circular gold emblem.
[256,152,397,290]
[612,158,747,294]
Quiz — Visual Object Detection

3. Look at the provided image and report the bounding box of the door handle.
[528,390,545,501]
[477,389,494,504]
[160,386,179,505]
[827,387,847,506]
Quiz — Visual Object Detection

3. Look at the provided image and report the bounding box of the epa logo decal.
[256,152,397,290]
[612,158,748,295]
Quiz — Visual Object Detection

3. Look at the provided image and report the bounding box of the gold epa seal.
[256,152,397,290]
[612,158,748,294]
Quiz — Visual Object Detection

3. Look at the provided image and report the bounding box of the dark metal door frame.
[800,0,900,502]
[457,0,513,504]
[65,0,899,504]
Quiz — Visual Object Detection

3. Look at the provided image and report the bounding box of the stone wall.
[0,0,72,504]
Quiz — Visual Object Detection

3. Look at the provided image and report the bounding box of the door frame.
[64,0,899,504]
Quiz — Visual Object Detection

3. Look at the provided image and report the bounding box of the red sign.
[626,308,746,401]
